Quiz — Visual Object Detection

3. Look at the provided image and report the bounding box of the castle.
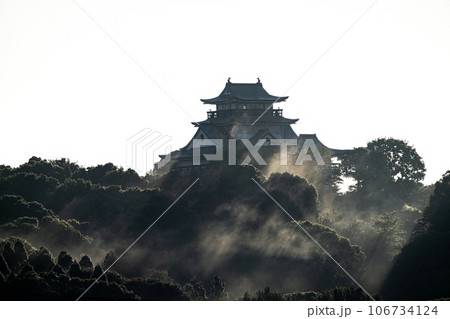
[156,79,347,175]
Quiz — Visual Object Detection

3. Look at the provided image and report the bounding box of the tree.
[419,171,450,233]
[265,172,319,220]
[255,287,283,301]
[381,171,450,300]
[57,251,73,271]
[340,138,426,210]
[92,264,106,281]
[0,194,53,225]
[0,254,11,277]
[68,261,83,278]
[209,275,229,300]
[183,278,207,301]
[2,242,22,273]
[79,255,93,270]
[0,172,59,204]
[103,251,117,269]
[16,157,68,182]
[370,212,405,258]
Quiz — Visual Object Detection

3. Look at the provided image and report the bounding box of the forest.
[0,137,449,300]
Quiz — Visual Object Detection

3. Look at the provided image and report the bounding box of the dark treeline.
[0,137,448,300]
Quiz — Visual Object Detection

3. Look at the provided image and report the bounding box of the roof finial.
[227,77,231,83]
[257,77,261,83]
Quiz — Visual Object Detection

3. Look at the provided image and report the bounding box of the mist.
[0,137,446,300]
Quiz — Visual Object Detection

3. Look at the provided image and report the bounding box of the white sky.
[0,0,449,184]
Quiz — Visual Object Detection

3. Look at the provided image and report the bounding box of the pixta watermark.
[127,128,326,174]
[126,128,173,174]
[192,138,325,166]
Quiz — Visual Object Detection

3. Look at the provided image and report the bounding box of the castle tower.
[198,78,298,140]
[156,79,347,175]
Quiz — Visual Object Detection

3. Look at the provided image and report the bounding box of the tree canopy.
[381,171,450,300]
[340,138,426,210]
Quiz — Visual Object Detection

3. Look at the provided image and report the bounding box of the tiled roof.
[201,81,288,104]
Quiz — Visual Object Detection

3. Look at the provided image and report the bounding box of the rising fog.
[0,137,448,300]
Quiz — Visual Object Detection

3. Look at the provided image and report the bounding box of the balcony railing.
[207,109,283,119]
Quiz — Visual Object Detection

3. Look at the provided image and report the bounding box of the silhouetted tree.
[256,287,283,301]
[92,264,106,281]
[73,163,145,188]
[0,254,11,277]
[79,255,93,271]
[57,251,73,271]
[125,278,188,301]
[371,212,405,258]
[0,172,59,204]
[265,172,319,220]
[419,171,450,233]
[340,138,426,211]
[68,262,83,278]
[19,263,37,278]
[209,275,229,300]
[102,251,116,269]
[183,278,207,301]
[29,247,55,273]
[2,242,21,273]
[14,241,28,263]
[16,157,67,181]
[51,264,65,275]
[0,194,53,225]
[381,171,450,300]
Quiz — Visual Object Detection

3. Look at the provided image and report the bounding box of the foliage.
[0,195,53,225]
[340,138,426,211]
[240,286,380,301]
[183,278,208,301]
[265,172,319,220]
[0,172,59,204]
[0,155,444,300]
[371,212,405,258]
[382,171,450,300]
[0,238,188,300]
